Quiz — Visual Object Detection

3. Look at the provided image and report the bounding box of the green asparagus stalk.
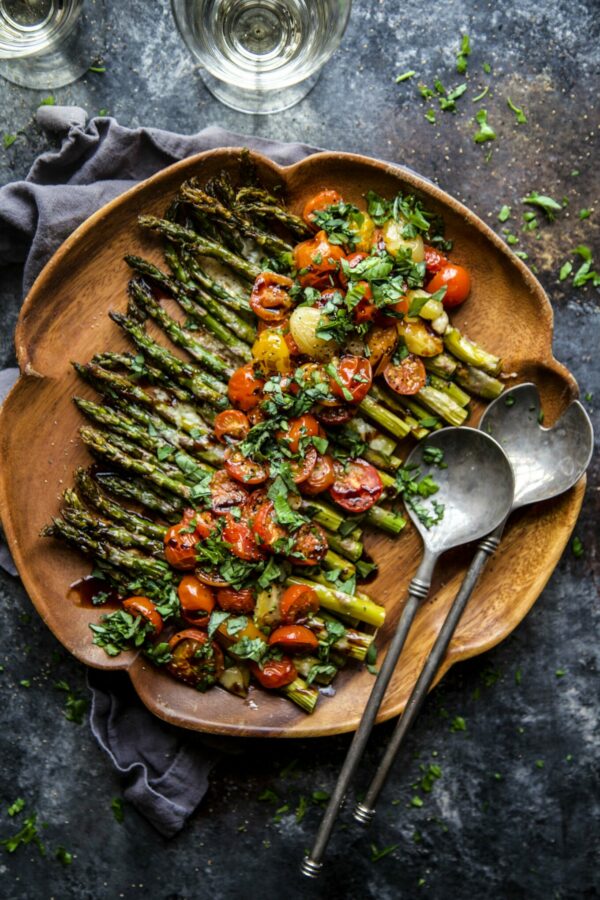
[307,612,376,662]
[455,364,505,400]
[324,529,363,563]
[443,326,502,375]
[280,677,319,713]
[294,656,338,685]
[172,251,251,314]
[286,576,385,629]
[358,394,412,440]
[323,548,356,582]
[426,375,471,408]
[95,473,182,520]
[128,280,234,379]
[235,188,311,239]
[416,385,469,426]
[424,352,458,379]
[138,216,261,282]
[61,502,164,557]
[91,350,198,404]
[370,384,434,438]
[75,469,166,540]
[366,504,406,535]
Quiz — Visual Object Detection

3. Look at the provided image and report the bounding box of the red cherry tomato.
[210,470,249,515]
[223,446,269,485]
[252,501,287,551]
[122,596,163,635]
[289,445,318,485]
[424,244,448,274]
[383,355,427,395]
[315,403,355,426]
[250,657,297,689]
[194,567,232,588]
[293,230,347,289]
[227,363,266,411]
[302,189,343,228]
[329,459,384,513]
[250,272,294,323]
[167,629,224,688]
[243,488,269,522]
[330,355,373,404]
[213,409,250,444]
[279,414,321,454]
[216,587,256,615]
[163,522,198,570]
[268,624,319,654]
[177,576,216,626]
[290,523,329,567]
[222,516,264,561]
[279,584,319,623]
[427,263,471,308]
[193,511,217,540]
[300,453,336,496]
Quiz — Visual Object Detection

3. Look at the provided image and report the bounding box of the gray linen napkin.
[0,109,320,836]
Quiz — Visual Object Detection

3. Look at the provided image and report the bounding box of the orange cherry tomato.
[329,459,383,513]
[424,244,448,274]
[213,409,250,444]
[278,414,321,453]
[427,263,471,308]
[279,584,319,623]
[210,470,249,515]
[122,596,163,635]
[247,406,265,427]
[300,453,336,496]
[167,629,224,688]
[289,445,318,485]
[250,656,297,689]
[195,567,232,588]
[375,294,409,328]
[293,230,347,289]
[177,576,216,626]
[222,515,264,561]
[163,521,198,570]
[302,189,343,228]
[339,250,368,286]
[383,355,427,395]
[223,446,269,485]
[290,522,329,567]
[330,355,373,404]
[227,363,266,411]
[268,624,319,654]
[250,272,294,323]
[253,501,287,551]
[216,587,256,615]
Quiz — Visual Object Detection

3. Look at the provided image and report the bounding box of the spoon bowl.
[479,383,594,509]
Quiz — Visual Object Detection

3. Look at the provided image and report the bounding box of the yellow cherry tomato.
[381,219,425,262]
[349,211,376,252]
[251,328,291,374]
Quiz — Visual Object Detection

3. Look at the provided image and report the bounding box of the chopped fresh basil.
[473,109,496,143]
[507,97,527,124]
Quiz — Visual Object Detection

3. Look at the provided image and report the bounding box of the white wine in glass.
[171,0,352,114]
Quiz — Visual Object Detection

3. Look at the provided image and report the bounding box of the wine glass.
[171,0,352,114]
[0,0,105,89]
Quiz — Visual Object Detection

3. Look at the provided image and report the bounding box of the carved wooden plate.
[0,149,584,737]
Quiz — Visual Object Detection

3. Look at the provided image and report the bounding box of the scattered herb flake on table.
[456,34,471,74]
[522,191,562,220]
[395,70,416,83]
[370,842,400,862]
[572,536,584,558]
[507,97,527,124]
[473,109,496,143]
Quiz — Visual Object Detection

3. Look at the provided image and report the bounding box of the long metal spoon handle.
[301,553,437,879]
[354,520,506,825]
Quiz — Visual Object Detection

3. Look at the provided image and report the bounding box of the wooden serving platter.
[0,148,584,737]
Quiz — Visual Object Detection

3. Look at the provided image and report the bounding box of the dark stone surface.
[0,1,598,898]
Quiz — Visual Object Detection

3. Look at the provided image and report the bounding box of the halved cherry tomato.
[195,567,232,588]
[216,587,256,615]
[375,293,409,329]
[253,501,287,550]
[268,624,319,654]
[383,355,427,395]
[213,409,250,444]
[247,407,265,427]
[424,244,448,274]
[353,282,378,324]
[284,330,302,356]
[243,488,268,522]
[223,446,269,485]
[227,363,266,411]
[330,355,373,404]
[279,584,319,623]
[250,272,294,323]
[164,521,198,570]
[210,470,249,515]
[250,657,297,689]
[329,459,383,513]
[193,511,217,540]
[427,263,471,308]
[293,230,347,289]
[315,403,355,426]
[167,629,224,688]
[300,453,336,496]
[177,576,215,626]
[290,445,318,484]
[278,414,321,453]
[222,515,264,561]
[291,523,329,566]
[302,189,343,228]
[122,596,163,634]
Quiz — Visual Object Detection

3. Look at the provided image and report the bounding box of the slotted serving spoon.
[301,426,515,877]
[353,382,594,826]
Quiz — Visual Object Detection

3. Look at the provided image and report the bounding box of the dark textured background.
[0,1,598,898]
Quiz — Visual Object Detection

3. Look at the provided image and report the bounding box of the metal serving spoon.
[301,427,515,878]
[353,382,594,826]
